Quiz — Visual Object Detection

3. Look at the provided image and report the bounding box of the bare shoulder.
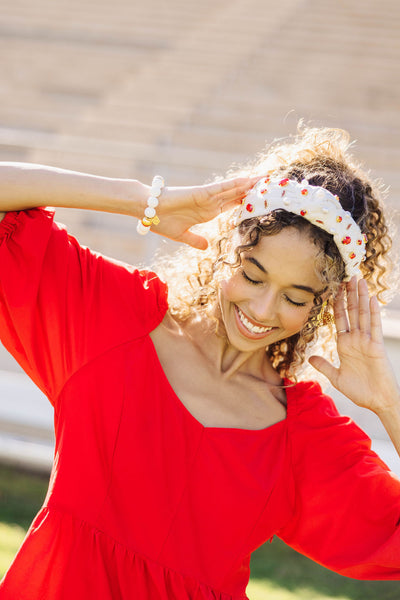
[151,310,181,337]
[0,212,5,222]
[149,310,183,349]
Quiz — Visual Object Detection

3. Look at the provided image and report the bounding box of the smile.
[235,306,275,337]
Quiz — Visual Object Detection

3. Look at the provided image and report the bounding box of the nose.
[247,286,278,323]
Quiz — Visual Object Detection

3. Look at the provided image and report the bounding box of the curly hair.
[154,125,396,380]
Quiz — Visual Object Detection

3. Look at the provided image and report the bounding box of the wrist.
[112,178,149,218]
[373,394,400,420]
[374,396,400,459]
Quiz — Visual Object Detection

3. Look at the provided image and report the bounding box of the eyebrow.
[244,256,317,295]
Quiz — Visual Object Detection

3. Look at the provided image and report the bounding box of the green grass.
[248,537,400,599]
[0,464,399,598]
[0,464,48,579]
[0,522,26,578]
[0,464,49,529]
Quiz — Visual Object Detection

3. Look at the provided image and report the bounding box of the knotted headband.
[236,176,367,281]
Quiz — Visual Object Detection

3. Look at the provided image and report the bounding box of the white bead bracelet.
[136,175,164,235]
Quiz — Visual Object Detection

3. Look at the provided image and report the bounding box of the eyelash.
[240,270,307,307]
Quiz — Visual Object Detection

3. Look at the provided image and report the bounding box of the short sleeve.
[0,208,168,402]
[278,381,400,579]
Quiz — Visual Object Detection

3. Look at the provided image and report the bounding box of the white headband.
[236,176,367,282]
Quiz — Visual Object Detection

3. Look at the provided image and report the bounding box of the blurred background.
[0,0,400,598]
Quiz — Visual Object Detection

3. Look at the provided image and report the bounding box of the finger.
[220,176,260,191]
[370,295,384,343]
[333,285,349,333]
[178,230,209,250]
[216,180,258,208]
[358,278,370,333]
[309,355,339,386]
[345,276,359,330]
[221,199,245,213]
[221,187,253,208]
[206,176,258,198]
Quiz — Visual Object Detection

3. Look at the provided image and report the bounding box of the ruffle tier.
[1,506,247,600]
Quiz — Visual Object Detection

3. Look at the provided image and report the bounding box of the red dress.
[0,208,399,600]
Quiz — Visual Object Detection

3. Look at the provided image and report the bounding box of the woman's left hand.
[309,277,400,414]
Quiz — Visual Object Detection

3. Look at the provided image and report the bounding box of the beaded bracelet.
[136,175,164,235]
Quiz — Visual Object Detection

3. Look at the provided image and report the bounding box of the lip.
[234,305,277,340]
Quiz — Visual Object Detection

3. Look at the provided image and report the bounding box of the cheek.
[282,306,312,332]
[220,276,242,304]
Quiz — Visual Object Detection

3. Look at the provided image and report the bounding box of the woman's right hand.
[142,177,258,249]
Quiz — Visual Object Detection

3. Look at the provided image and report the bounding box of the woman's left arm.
[309,277,400,458]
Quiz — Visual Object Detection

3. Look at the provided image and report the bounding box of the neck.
[218,339,255,379]
[196,306,279,383]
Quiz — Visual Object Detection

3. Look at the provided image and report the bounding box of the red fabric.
[278,389,400,577]
[0,208,399,600]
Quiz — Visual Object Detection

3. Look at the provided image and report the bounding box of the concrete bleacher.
[1,0,400,202]
[1,0,400,471]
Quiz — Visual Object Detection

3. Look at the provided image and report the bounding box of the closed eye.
[283,295,307,307]
[242,269,308,306]
[241,270,261,285]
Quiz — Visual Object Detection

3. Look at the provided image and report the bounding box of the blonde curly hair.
[154,125,396,380]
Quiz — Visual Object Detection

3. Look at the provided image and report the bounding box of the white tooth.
[238,308,272,334]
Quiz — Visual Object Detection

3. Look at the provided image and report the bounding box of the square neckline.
[148,336,292,434]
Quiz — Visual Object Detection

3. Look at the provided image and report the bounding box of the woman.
[0,126,399,599]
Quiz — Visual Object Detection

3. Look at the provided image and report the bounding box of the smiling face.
[219,227,325,352]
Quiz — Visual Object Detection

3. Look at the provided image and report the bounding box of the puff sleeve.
[278,381,400,579]
[0,208,168,403]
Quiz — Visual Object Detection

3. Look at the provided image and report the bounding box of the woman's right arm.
[0,162,256,248]
[0,161,148,220]
[0,162,256,399]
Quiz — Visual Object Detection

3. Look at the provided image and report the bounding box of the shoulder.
[286,379,374,467]
[0,206,55,237]
[286,379,340,421]
[286,377,369,442]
